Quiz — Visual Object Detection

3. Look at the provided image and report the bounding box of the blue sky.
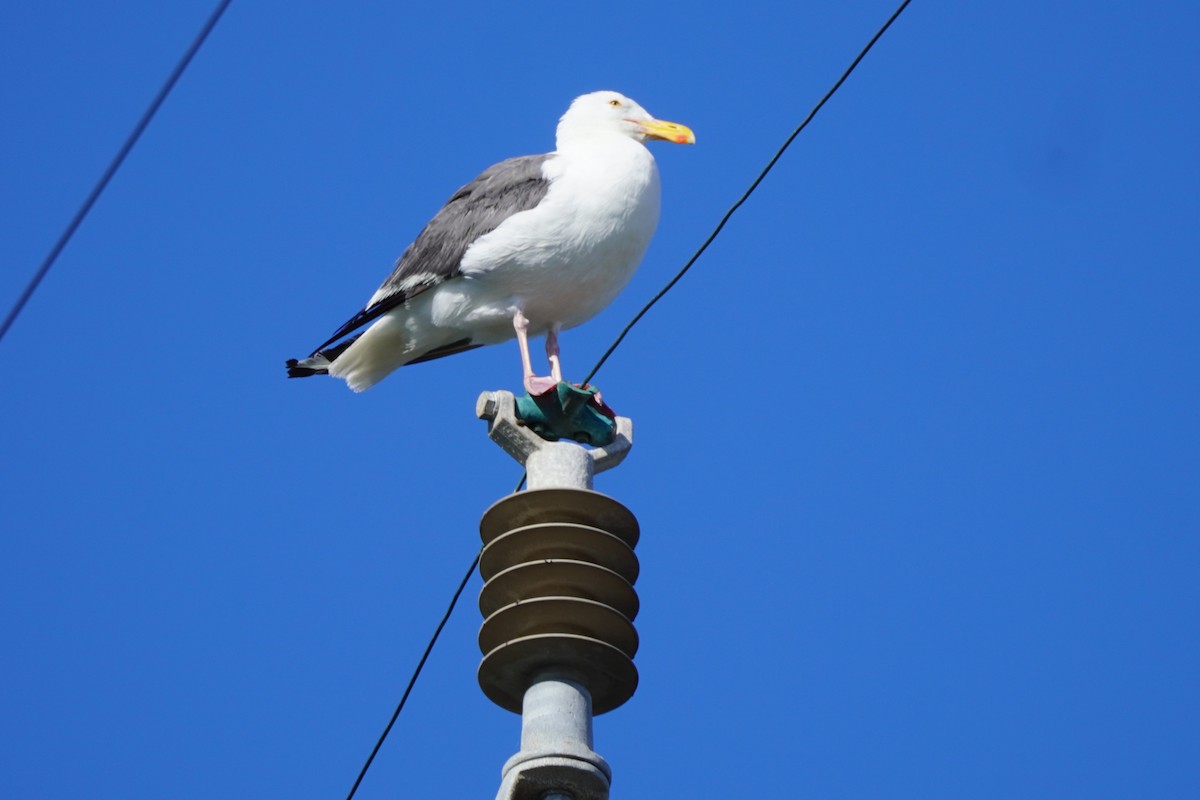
[2,1,1198,797]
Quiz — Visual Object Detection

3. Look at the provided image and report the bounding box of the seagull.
[286,90,694,394]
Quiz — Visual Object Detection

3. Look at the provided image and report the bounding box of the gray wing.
[309,153,553,354]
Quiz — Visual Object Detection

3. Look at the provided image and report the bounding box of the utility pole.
[476,389,640,800]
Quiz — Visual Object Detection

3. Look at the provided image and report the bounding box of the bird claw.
[524,375,561,396]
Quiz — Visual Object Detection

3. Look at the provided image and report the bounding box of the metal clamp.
[477,391,633,490]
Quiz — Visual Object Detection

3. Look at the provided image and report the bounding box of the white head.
[556,90,695,150]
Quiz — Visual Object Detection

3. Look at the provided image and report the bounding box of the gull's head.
[556,90,696,149]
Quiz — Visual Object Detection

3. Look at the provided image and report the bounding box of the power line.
[0,0,235,346]
[343,547,483,800]
[344,473,525,800]
[583,0,913,386]
[346,0,914,793]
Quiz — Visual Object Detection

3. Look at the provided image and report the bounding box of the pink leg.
[545,324,563,383]
[513,311,558,394]
[513,310,535,381]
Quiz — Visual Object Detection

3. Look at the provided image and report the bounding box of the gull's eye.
[608,99,622,107]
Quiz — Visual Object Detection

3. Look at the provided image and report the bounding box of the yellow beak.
[637,118,697,145]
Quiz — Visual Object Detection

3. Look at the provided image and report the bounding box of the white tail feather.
[327,316,412,392]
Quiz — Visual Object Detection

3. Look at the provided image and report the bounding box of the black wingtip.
[285,358,326,379]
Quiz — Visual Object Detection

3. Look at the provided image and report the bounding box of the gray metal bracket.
[477,391,633,490]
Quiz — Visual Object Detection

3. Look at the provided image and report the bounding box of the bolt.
[477,391,499,420]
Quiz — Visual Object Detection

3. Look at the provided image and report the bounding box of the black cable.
[344,1,912,792]
[0,0,235,345]
[343,547,481,800]
[583,0,913,386]
[344,473,526,800]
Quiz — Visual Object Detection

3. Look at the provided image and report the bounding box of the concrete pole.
[494,676,611,800]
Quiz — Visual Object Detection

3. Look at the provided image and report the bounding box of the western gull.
[286,90,694,394]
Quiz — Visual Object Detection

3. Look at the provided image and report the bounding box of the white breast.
[447,135,662,337]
